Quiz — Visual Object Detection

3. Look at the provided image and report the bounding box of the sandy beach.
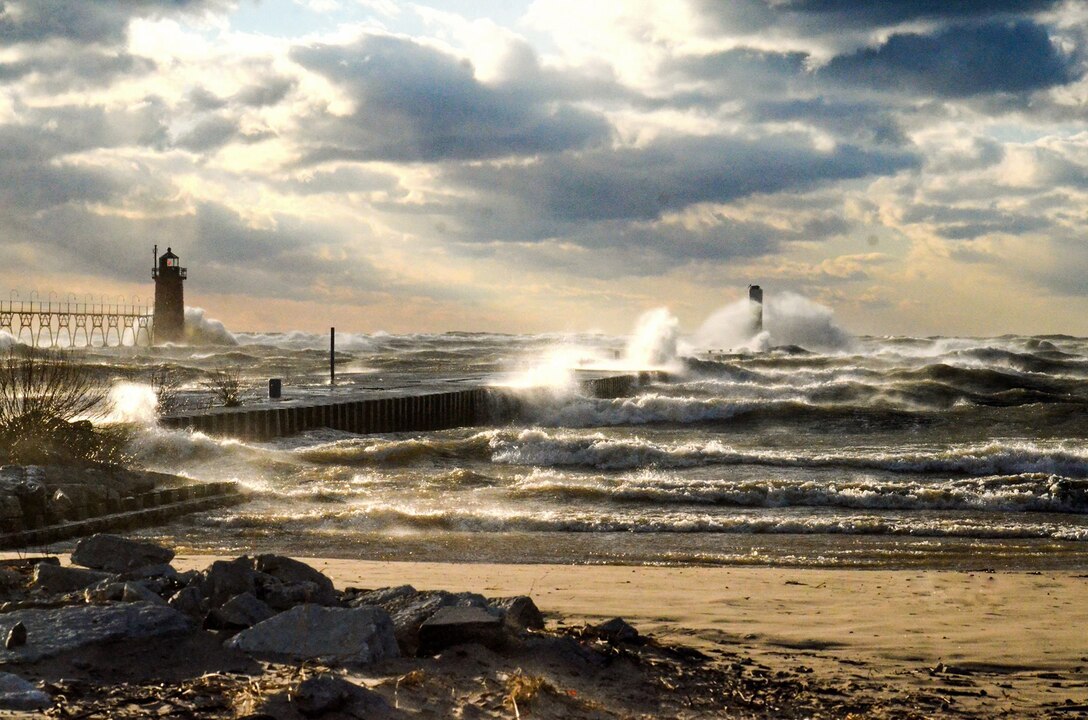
[160,556,1088,717]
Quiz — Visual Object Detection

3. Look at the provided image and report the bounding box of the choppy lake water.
[83,323,1088,570]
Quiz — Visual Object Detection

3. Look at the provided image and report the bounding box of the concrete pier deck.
[160,370,668,440]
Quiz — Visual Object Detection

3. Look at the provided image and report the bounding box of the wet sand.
[170,557,1088,716]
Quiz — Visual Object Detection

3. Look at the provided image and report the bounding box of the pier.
[0,300,152,348]
[160,370,669,440]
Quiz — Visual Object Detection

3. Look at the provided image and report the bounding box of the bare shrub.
[203,365,244,407]
[0,349,130,467]
[148,363,184,415]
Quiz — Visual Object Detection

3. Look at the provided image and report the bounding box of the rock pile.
[0,533,552,716]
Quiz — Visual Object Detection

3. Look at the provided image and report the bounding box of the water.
[74,312,1088,570]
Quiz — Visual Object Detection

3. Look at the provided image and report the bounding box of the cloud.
[823,21,1077,97]
[766,0,1062,28]
[447,133,917,234]
[290,33,613,162]
[0,0,230,46]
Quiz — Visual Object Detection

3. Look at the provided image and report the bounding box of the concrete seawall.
[160,371,668,440]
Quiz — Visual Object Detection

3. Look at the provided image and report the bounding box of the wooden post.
[330,326,336,386]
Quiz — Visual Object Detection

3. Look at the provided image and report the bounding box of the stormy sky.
[1,0,1086,335]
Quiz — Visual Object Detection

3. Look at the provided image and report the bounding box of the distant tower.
[153,245,186,343]
[748,284,763,335]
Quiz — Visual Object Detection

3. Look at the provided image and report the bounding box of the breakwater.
[160,371,668,440]
[0,480,244,550]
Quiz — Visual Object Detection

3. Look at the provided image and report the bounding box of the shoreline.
[1,550,1083,716]
[165,556,1088,715]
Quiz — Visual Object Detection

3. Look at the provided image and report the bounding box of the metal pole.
[330,327,336,386]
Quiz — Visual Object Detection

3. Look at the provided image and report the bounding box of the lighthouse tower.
[153,245,186,343]
[748,284,763,335]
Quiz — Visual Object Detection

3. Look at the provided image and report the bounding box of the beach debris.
[0,671,50,711]
[4,623,25,650]
[503,670,548,720]
[31,562,111,594]
[0,602,193,663]
[492,595,545,631]
[70,533,174,573]
[225,604,399,664]
[418,605,506,656]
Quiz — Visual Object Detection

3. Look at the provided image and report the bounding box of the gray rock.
[122,582,166,605]
[202,557,256,608]
[355,589,489,656]
[257,577,333,611]
[0,672,51,710]
[253,555,336,602]
[168,585,206,618]
[292,675,391,718]
[592,617,640,643]
[225,604,398,665]
[32,563,111,595]
[207,592,275,630]
[117,563,178,581]
[71,534,174,573]
[492,596,545,631]
[4,623,25,650]
[418,606,505,656]
[0,470,47,517]
[86,580,165,605]
[0,603,193,663]
[351,585,416,606]
[50,489,74,522]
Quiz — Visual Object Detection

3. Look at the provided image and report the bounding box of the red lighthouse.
[153,245,186,343]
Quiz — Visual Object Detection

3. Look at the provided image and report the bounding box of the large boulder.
[70,534,174,573]
[225,604,398,665]
[31,563,111,595]
[491,596,545,631]
[0,603,193,663]
[350,587,491,656]
[418,606,505,656]
[206,592,275,630]
[253,555,336,602]
[201,557,256,608]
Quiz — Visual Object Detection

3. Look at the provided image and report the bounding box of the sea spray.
[693,292,853,352]
[624,307,680,367]
[183,307,238,346]
[105,382,159,425]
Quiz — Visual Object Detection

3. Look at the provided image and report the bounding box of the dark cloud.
[690,0,1061,36]
[290,34,613,162]
[771,0,1062,27]
[823,21,1076,97]
[752,98,908,146]
[0,50,155,88]
[233,77,296,107]
[0,104,167,164]
[175,115,241,152]
[0,0,230,46]
[448,133,917,233]
[173,115,273,152]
